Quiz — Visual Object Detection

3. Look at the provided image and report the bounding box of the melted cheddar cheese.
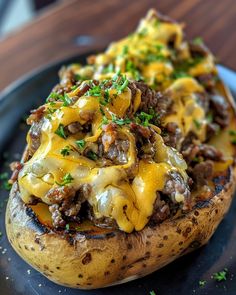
[18,9,229,233]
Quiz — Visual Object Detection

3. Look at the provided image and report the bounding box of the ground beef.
[28,120,44,156]
[199,144,223,161]
[102,123,118,152]
[162,171,191,211]
[197,73,216,91]
[9,161,23,183]
[190,160,214,187]
[49,204,66,228]
[128,81,172,122]
[130,122,151,138]
[88,206,119,229]
[103,139,129,164]
[149,192,170,225]
[195,92,209,112]
[189,42,209,58]
[162,122,182,149]
[47,184,91,228]
[67,122,83,134]
[182,142,223,164]
[27,105,45,124]
[210,93,229,128]
[206,122,221,140]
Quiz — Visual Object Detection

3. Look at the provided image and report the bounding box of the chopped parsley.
[193,37,203,45]
[2,181,12,191]
[86,82,111,106]
[101,116,109,126]
[112,72,129,94]
[125,60,142,81]
[74,74,88,81]
[121,45,129,56]
[230,138,236,145]
[111,114,131,126]
[55,124,67,139]
[71,85,78,91]
[138,27,148,37]
[86,85,102,97]
[172,71,191,79]
[46,92,62,102]
[65,224,70,231]
[102,64,115,74]
[206,112,213,123]
[0,172,11,191]
[149,291,156,295]
[199,280,206,287]
[61,94,72,106]
[60,146,72,156]
[75,139,86,149]
[192,157,201,163]
[212,269,228,282]
[86,151,98,161]
[193,119,202,129]
[229,130,236,144]
[56,173,74,186]
[0,172,8,180]
[229,130,236,136]
[145,53,166,64]
[135,111,153,127]
[46,92,72,106]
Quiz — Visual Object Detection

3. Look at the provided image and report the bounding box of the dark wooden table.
[0,0,235,92]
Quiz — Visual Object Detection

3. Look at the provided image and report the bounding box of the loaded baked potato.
[6,9,236,289]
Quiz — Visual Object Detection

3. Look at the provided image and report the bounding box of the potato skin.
[5,165,236,289]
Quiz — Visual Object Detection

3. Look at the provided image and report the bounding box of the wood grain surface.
[0,0,235,91]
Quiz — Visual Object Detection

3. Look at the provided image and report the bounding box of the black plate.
[0,54,236,295]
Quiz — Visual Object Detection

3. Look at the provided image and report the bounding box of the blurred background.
[0,0,57,37]
[0,0,235,92]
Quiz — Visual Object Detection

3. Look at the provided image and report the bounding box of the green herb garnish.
[60,146,71,156]
[2,181,12,191]
[125,60,142,81]
[86,85,101,97]
[112,72,129,94]
[206,112,213,123]
[199,280,206,287]
[193,119,202,129]
[212,269,228,282]
[111,114,131,126]
[101,116,109,126]
[135,111,153,127]
[75,139,86,149]
[121,45,129,55]
[87,151,98,161]
[0,172,8,180]
[145,53,166,63]
[231,138,236,145]
[138,28,148,37]
[61,94,72,106]
[102,64,115,74]
[193,37,203,45]
[172,71,190,79]
[55,124,67,139]
[229,130,236,136]
[56,173,74,186]
[149,291,156,295]
[65,224,70,231]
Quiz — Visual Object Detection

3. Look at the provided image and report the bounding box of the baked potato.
[6,9,236,289]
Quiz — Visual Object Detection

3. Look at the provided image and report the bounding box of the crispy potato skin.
[5,166,236,289]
